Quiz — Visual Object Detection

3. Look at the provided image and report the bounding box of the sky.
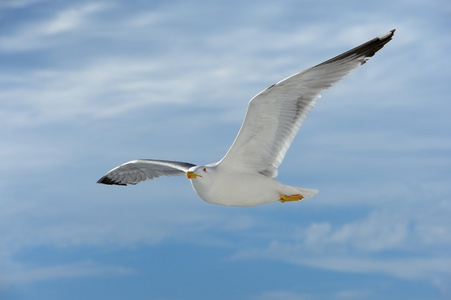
[1,0,450,299]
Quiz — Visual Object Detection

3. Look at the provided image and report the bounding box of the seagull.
[97,29,395,207]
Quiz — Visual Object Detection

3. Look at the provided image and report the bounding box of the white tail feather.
[296,187,318,199]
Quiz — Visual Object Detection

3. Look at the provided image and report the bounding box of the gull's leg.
[279,193,304,203]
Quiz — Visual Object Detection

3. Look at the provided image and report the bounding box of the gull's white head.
[186,165,212,180]
[186,165,218,203]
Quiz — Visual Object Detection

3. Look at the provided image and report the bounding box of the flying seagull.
[97,29,395,207]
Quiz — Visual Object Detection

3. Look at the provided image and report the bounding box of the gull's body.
[98,30,395,207]
[187,163,318,206]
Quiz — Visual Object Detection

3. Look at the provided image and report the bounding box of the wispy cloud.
[0,260,132,289]
[0,0,45,9]
[251,290,314,300]
[234,241,451,282]
[233,205,451,286]
[0,3,108,51]
[251,289,371,300]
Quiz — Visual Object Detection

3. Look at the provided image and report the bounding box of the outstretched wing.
[97,159,196,186]
[219,30,395,177]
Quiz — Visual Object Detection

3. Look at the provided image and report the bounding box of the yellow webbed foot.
[279,193,304,203]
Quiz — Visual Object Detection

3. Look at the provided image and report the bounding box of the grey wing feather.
[97,159,196,186]
[219,30,395,177]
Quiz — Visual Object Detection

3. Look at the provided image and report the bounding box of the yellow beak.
[186,171,201,179]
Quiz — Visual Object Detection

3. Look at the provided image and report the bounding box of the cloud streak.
[0,3,108,51]
[232,200,451,287]
[0,260,132,289]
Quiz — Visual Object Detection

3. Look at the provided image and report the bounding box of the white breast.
[190,171,280,207]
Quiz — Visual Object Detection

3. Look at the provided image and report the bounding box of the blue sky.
[1,0,450,299]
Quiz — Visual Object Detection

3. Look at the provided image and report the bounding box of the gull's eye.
[203,168,207,172]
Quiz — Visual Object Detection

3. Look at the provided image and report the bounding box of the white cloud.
[326,213,408,252]
[232,196,451,286]
[0,3,108,51]
[251,288,371,300]
[333,289,370,300]
[0,187,259,286]
[43,3,105,35]
[0,260,132,289]
[251,290,314,300]
[0,0,45,9]
[234,240,451,283]
[0,31,403,132]
[0,58,193,125]
[308,257,451,282]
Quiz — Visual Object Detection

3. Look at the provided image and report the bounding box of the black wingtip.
[316,29,396,67]
[97,176,127,186]
[364,29,395,58]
